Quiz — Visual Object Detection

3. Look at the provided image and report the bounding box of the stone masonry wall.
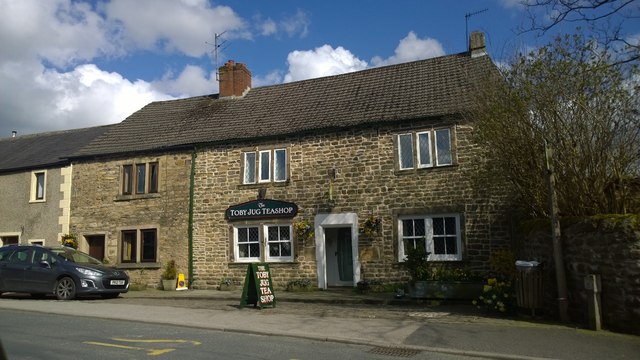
[518,216,640,335]
[70,151,192,288]
[191,118,513,290]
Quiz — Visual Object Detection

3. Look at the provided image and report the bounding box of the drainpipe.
[188,147,197,286]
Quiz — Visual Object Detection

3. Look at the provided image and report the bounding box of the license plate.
[110,280,125,286]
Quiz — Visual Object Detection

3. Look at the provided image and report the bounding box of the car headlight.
[76,267,102,277]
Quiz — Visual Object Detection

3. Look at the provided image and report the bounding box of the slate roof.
[0,126,111,173]
[71,51,497,158]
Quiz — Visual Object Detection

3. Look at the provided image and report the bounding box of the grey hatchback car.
[0,245,129,300]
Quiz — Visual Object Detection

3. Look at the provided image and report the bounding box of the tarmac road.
[1,289,639,360]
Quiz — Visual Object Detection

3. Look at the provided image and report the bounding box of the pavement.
[1,288,639,359]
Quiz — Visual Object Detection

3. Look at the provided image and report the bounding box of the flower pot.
[162,279,176,291]
[409,280,483,300]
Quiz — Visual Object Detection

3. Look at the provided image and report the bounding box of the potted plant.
[61,234,78,249]
[404,247,483,299]
[161,260,177,291]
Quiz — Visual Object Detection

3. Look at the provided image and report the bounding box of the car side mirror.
[39,260,51,269]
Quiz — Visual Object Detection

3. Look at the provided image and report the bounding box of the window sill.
[116,262,161,270]
[229,261,298,266]
[114,193,161,202]
[29,199,46,203]
[237,180,290,190]
[394,164,457,175]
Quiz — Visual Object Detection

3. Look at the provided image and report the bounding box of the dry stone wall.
[518,216,640,335]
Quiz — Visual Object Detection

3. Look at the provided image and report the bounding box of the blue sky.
[1,0,638,136]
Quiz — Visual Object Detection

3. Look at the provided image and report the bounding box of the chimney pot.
[11,131,17,138]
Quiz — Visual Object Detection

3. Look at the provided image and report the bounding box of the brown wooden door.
[86,235,105,261]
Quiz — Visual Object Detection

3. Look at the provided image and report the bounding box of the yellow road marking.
[111,338,201,346]
[83,341,175,356]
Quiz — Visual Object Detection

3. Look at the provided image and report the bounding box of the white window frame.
[242,148,289,184]
[232,223,294,263]
[258,150,271,183]
[265,224,293,262]
[234,226,261,262]
[397,128,454,170]
[434,128,452,166]
[243,152,257,184]
[397,133,414,170]
[274,148,287,182]
[416,131,433,168]
[397,214,462,261]
[28,239,45,246]
[30,170,47,202]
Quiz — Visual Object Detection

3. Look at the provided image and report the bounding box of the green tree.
[472,33,640,217]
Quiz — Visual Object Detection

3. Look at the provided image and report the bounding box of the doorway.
[314,213,360,289]
[325,227,353,286]
[86,235,105,261]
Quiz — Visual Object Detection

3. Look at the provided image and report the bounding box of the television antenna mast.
[208,31,230,81]
[465,8,488,48]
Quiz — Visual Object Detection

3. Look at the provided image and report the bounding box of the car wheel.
[55,277,76,300]
[101,293,120,299]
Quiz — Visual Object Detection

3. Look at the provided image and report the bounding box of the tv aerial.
[465,8,488,48]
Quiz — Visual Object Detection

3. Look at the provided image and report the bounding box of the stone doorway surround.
[314,213,360,289]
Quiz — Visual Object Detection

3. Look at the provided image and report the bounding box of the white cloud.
[0,0,114,67]
[371,32,445,67]
[105,0,249,57]
[153,65,218,97]
[499,0,526,9]
[0,60,172,135]
[253,70,284,87]
[254,9,310,38]
[280,9,310,38]
[284,45,368,82]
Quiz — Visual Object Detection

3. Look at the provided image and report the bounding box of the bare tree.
[472,33,640,217]
[519,0,640,64]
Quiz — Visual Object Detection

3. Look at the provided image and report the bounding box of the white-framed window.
[398,214,462,261]
[259,150,271,182]
[397,128,453,170]
[28,239,45,246]
[233,223,293,262]
[120,228,157,263]
[242,148,288,184]
[30,170,47,202]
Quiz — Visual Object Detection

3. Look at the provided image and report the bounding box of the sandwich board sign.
[240,263,276,309]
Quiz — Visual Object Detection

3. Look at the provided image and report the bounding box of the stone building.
[0,127,109,249]
[68,32,513,289]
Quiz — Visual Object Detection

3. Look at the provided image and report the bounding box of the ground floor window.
[398,214,462,261]
[120,228,157,263]
[233,223,293,262]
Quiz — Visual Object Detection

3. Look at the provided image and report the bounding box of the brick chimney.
[218,60,251,98]
[469,31,487,58]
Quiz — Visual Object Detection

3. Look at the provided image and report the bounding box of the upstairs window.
[397,128,453,170]
[243,148,288,184]
[122,162,159,195]
[30,170,47,202]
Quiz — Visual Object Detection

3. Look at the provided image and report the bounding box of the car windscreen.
[51,248,103,265]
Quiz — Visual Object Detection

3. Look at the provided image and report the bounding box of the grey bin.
[515,260,543,315]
